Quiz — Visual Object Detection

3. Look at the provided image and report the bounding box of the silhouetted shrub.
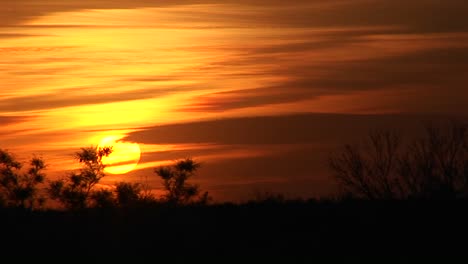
[0,149,46,209]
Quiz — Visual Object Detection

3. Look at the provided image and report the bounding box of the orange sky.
[1,0,468,201]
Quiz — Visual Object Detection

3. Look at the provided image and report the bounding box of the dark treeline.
[1,121,468,258]
[2,199,467,259]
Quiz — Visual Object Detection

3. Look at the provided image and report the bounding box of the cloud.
[0,115,33,126]
[3,1,468,33]
[0,33,45,39]
[4,1,468,115]
[0,0,171,27]
[0,86,186,112]
[180,42,468,113]
[125,113,452,146]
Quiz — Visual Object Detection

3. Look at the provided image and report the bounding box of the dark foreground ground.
[1,200,467,261]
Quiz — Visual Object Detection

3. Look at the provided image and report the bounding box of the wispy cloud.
[180,34,468,113]
[124,113,437,145]
[0,86,186,112]
[0,115,33,126]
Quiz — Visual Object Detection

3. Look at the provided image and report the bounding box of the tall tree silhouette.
[0,149,46,209]
[329,122,468,200]
[155,158,209,205]
[48,146,112,210]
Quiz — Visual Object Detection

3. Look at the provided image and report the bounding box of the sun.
[98,135,141,174]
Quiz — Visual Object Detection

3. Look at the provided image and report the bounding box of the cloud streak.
[0,86,187,112]
[180,38,468,113]
[0,115,33,126]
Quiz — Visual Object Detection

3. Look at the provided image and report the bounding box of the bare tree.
[329,130,401,200]
[329,122,468,200]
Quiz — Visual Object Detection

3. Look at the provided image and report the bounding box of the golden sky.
[1,0,468,201]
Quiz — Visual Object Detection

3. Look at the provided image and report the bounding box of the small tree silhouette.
[0,149,46,209]
[154,158,210,205]
[329,122,468,200]
[48,146,112,210]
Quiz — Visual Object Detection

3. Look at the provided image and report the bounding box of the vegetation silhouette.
[155,158,210,205]
[1,122,468,258]
[0,149,46,209]
[329,122,468,200]
[47,146,163,209]
[48,146,112,210]
[92,182,158,208]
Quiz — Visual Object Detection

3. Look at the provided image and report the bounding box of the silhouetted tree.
[48,146,112,210]
[154,158,210,205]
[329,122,468,200]
[0,149,46,209]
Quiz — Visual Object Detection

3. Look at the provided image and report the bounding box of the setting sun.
[98,136,141,174]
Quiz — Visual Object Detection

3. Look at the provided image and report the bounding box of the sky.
[1,0,468,202]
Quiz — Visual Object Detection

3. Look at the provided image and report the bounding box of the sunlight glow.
[98,135,141,174]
